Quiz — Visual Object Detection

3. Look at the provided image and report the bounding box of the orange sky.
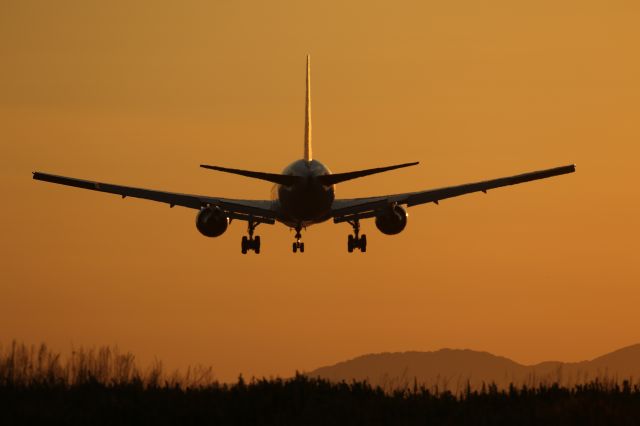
[1,0,639,381]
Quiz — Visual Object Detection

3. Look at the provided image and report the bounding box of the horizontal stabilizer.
[200,164,301,186]
[317,162,419,186]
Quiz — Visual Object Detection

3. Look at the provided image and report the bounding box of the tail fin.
[304,54,312,162]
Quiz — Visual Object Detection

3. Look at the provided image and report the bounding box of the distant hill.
[306,344,640,391]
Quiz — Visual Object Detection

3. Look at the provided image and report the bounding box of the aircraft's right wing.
[32,172,278,224]
[330,164,576,223]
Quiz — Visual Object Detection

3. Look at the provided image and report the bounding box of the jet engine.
[196,206,229,237]
[375,204,408,235]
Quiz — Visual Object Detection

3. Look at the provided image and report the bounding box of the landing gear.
[241,219,261,254]
[292,225,305,253]
[347,219,367,253]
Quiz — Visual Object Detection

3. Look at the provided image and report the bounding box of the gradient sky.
[1,0,639,381]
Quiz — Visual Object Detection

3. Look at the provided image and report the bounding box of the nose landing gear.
[292,225,305,253]
[347,219,367,253]
[241,219,261,254]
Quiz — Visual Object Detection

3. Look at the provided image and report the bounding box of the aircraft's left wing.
[330,164,575,223]
[33,172,277,224]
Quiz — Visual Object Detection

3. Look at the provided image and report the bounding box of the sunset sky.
[1,0,639,381]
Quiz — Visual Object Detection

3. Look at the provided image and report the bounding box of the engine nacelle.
[375,204,408,235]
[196,206,229,237]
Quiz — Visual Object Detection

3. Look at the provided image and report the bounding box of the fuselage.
[272,159,335,227]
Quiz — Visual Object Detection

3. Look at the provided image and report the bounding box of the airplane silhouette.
[33,56,575,254]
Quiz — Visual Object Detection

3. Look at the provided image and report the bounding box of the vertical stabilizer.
[304,55,312,162]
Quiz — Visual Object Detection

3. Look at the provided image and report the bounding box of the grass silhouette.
[0,341,214,388]
[1,341,639,425]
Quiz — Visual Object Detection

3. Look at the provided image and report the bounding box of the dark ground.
[1,343,638,425]
[2,375,640,426]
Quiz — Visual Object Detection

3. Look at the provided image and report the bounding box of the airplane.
[33,56,575,254]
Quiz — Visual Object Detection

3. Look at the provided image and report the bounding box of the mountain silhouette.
[307,344,640,391]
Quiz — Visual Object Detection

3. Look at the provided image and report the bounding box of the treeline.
[1,342,639,425]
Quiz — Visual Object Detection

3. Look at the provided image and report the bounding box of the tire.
[348,235,354,253]
[254,236,261,254]
[293,242,298,253]
[300,242,305,253]
[241,236,248,254]
[360,234,367,253]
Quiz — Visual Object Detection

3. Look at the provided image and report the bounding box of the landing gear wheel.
[242,219,261,254]
[346,220,367,253]
[241,236,248,254]
[292,225,305,254]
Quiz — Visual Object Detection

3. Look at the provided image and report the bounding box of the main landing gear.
[292,225,305,253]
[241,219,261,254]
[347,219,367,253]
